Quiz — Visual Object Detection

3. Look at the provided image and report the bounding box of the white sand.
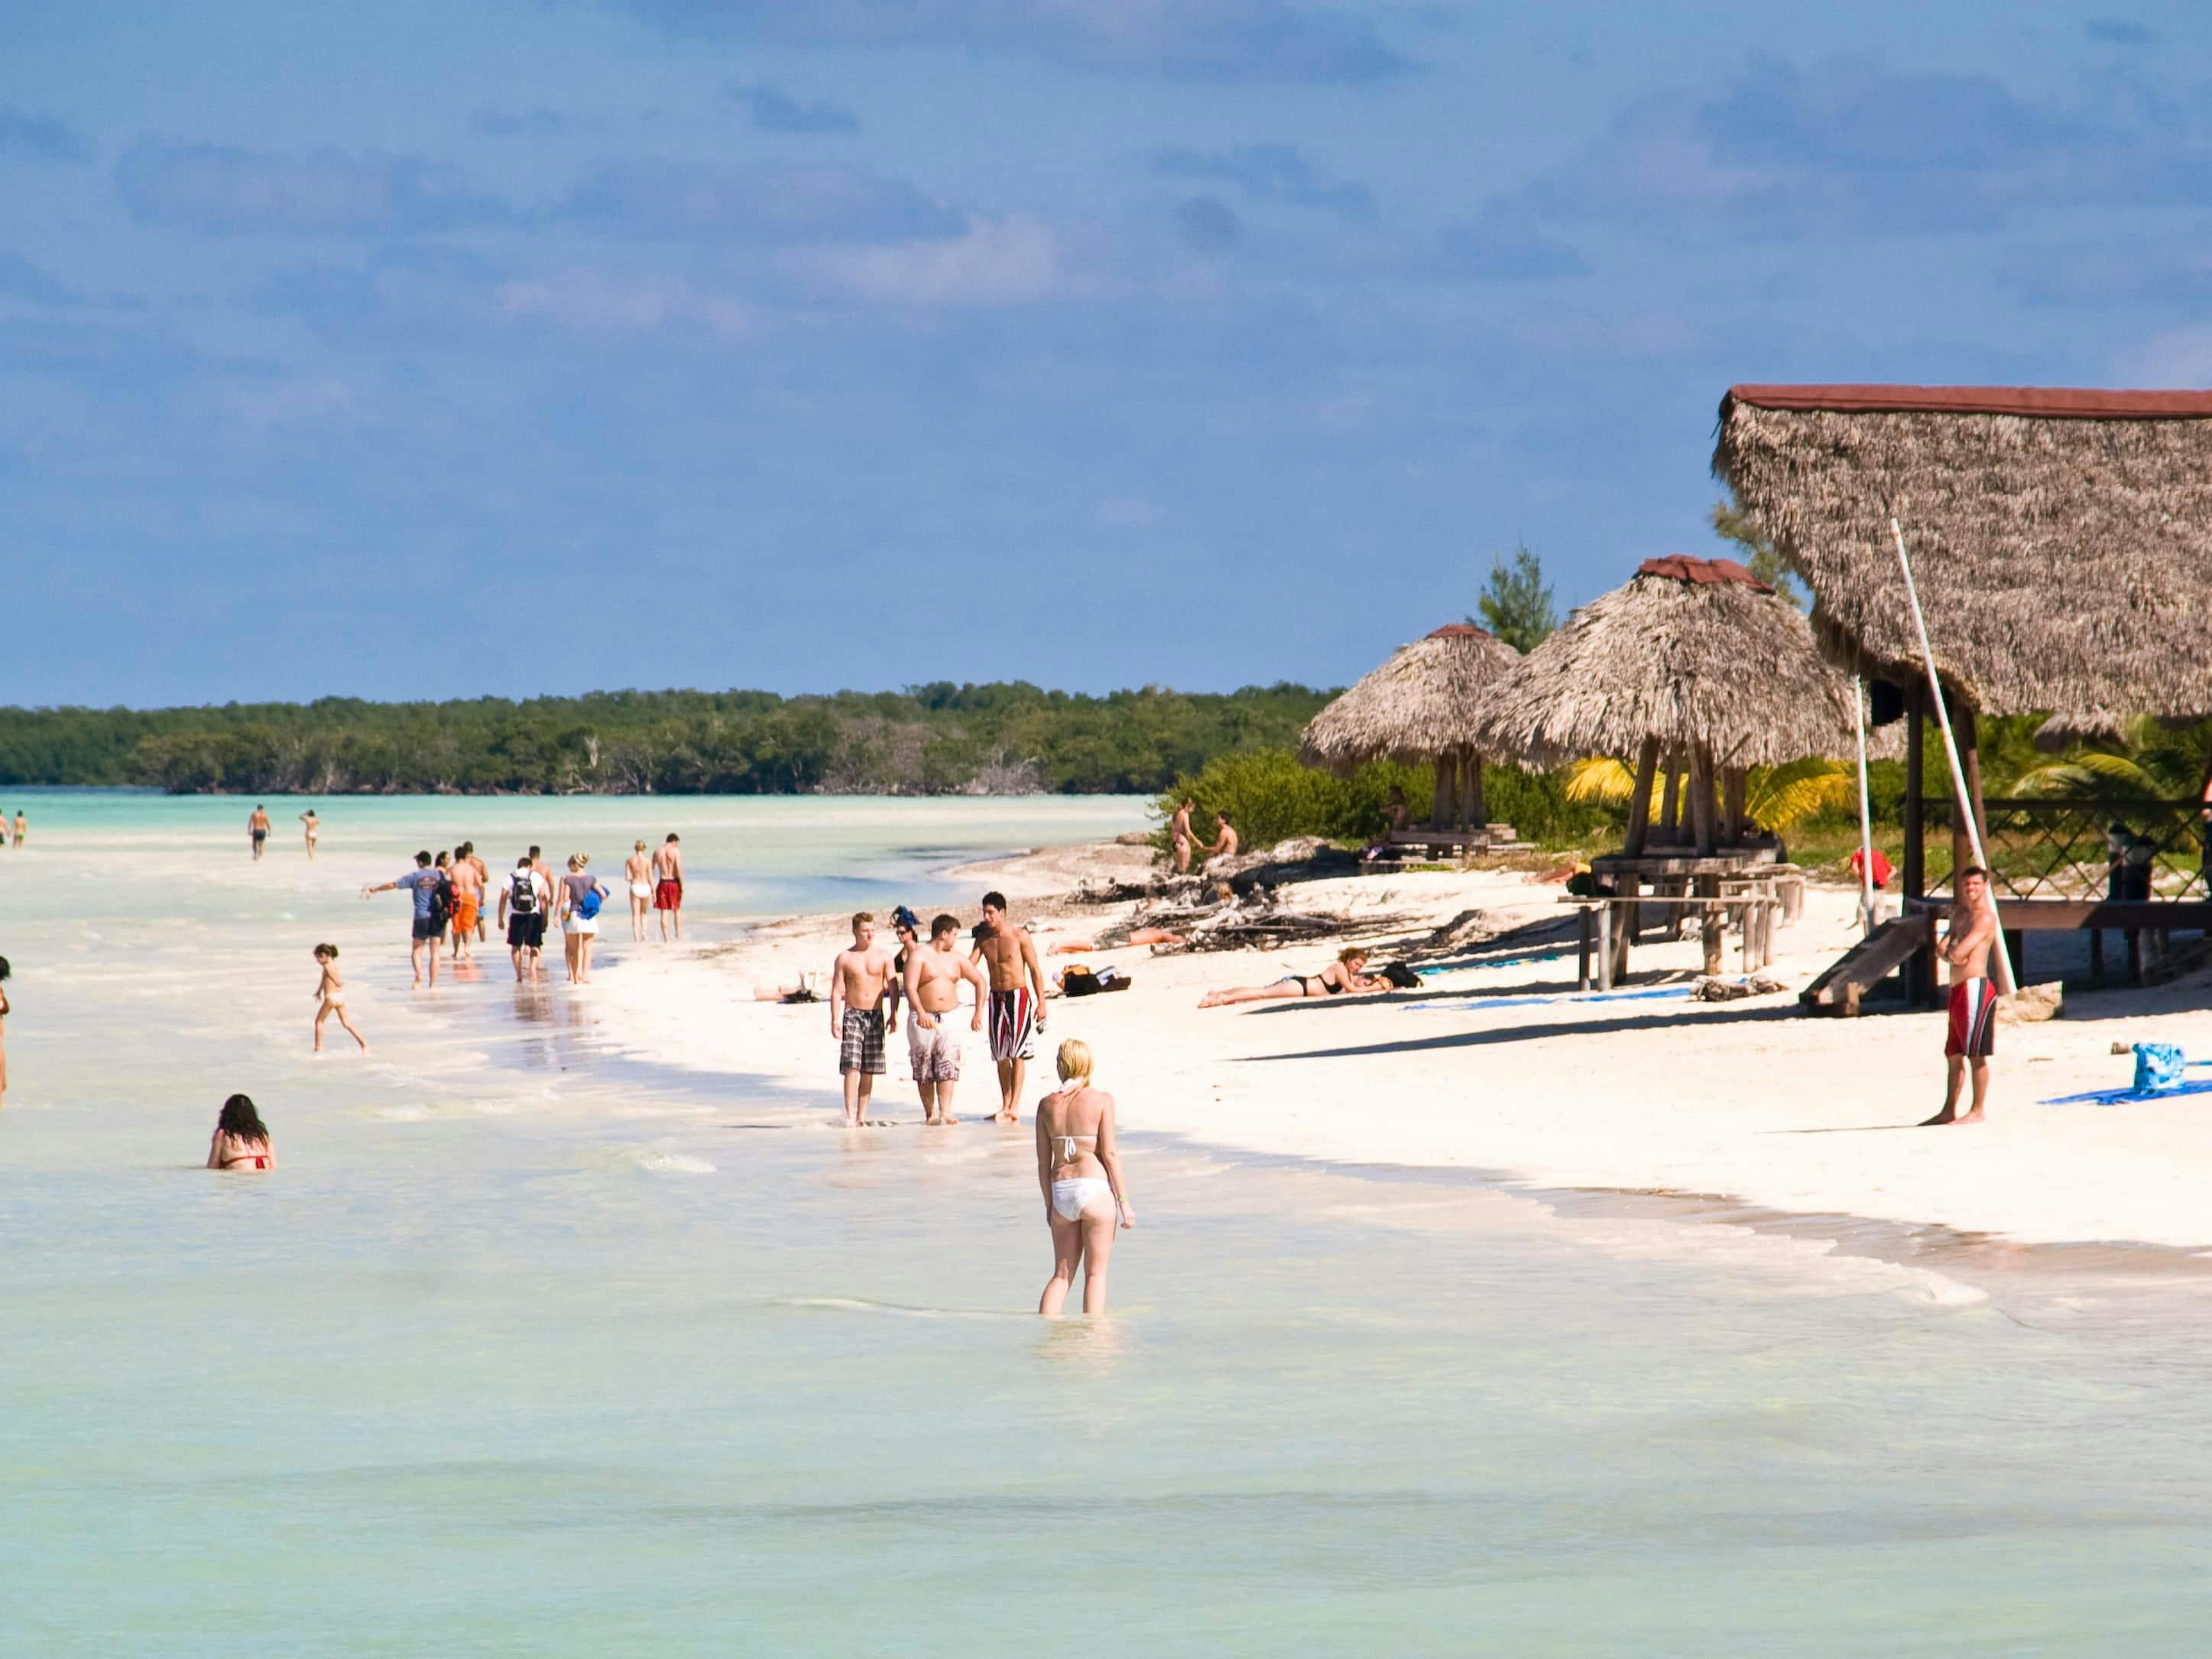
[591,848,2212,1250]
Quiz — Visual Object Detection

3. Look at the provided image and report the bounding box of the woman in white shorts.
[559,854,611,985]
[1033,1038,1134,1316]
[624,839,654,941]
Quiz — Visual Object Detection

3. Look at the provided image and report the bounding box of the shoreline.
[587,836,2212,1262]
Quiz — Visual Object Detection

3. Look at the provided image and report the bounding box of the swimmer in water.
[206,1094,276,1171]
[311,944,367,1055]
[1034,1038,1134,1316]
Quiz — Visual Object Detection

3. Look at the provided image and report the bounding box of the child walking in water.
[312,945,368,1055]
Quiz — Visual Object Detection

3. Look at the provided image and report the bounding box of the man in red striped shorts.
[1922,866,1997,1126]
[975,889,1049,1125]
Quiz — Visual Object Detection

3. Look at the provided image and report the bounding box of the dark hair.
[218,1094,269,1143]
[665,833,680,844]
[515,855,533,869]
[414,850,433,867]
[1959,865,1989,881]
[0,954,10,981]
[313,943,338,959]
[931,913,959,938]
[528,845,542,858]
[981,890,1007,912]
[459,841,472,854]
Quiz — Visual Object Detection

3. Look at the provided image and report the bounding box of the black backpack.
[429,873,455,925]
[509,870,538,915]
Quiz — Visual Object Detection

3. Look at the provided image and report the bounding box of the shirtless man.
[975,889,1049,1124]
[459,841,491,946]
[903,913,988,1126]
[830,912,897,1127]
[1202,812,1240,870]
[1922,865,1998,1126]
[248,804,271,861]
[1169,797,1197,874]
[653,834,686,941]
[11,808,24,848]
[448,846,483,962]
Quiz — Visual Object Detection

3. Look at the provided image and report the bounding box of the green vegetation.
[1474,544,1558,652]
[0,683,1335,796]
[1708,497,1804,607]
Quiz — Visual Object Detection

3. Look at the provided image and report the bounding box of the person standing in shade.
[299,807,319,859]
[1922,865,1998,1126]
[624,839,654,941]
[248,804,271,861]
[829,912,896,1127]
[363,851,447,988]
[498,854,551,982]
[975,889,1049,1124]
[1033,1038,1134,1316]
[653,834,686,941]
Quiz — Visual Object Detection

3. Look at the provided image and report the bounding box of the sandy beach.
[592,839,2212,1253]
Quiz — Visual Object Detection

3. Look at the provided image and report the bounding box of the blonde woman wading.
[1034,1038,1134,1316]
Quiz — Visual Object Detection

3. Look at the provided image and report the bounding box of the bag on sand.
[2134,1042,2186,1094]
[1379,961,1422,989]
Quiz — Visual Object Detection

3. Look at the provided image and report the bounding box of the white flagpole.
[1889,515,2017,993]
[1852,675,1876,937]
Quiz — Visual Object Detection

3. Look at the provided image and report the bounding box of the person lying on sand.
[732,974,822,1003]
[1048,927,1185,954]
[1198,947,1382,1008]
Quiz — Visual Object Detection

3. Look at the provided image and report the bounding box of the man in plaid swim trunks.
[830,911,898,1127]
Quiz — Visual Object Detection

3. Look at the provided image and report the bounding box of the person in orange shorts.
[448,848,483,961]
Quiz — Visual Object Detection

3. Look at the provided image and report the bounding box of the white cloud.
[799,216,1072,307]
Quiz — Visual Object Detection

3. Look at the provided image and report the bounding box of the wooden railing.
[1925,796,2210,902]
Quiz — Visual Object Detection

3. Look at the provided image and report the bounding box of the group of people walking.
[363,835,685,987]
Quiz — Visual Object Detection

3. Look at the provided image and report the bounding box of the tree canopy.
[1474,543,1558,652]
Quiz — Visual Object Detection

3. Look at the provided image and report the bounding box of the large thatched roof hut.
[1299,622,1520,831]
[1469,556,1870,854]
[1712,384,2212,718]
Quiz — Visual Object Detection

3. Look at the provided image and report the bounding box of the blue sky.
[5,1,2205,706]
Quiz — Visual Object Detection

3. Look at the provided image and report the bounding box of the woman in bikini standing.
[311,943,367,1055]
[624,839,654,942]
[1033,1038,1134,1316]
[1197,946,1383,1008]
[206,1094,276,1171]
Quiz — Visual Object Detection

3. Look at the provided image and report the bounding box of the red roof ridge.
[1727,383,2212,420]
[1427,622,1490,639]
[1636,554,1773,594]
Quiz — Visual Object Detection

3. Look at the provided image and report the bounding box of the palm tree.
[1562,755,1852,833]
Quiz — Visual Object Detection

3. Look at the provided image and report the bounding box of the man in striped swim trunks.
[975,889,1049,1125]
[1922,866,1997,1126]
[830,912,896,1128]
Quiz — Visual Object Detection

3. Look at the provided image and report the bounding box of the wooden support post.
[1465,754,1487,834]
[1595,900,1614,993]
[1721,766,1747,846]
[1623,737,1660,857]
[1696,873,1722,975]
[1902,680,1931,1006]
[1610,893,1634,981]
[1577,907,1594,990]
[1430,750,1456,832]
[1688,743,1718,857]
[2090,926,2105,978]
[2004,928,2025,987]
[1659,750,1682,838]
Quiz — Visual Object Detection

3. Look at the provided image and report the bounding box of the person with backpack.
[498,854,552,983]
[558,854,613,985]
[363,850,449,988]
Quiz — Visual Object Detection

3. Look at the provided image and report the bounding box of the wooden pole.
[1430,750,1455,832]
[1659,749,1682,838]
[1623,737,1660,856]
[1852,675,1876,936]
[1722,766,1747,845]
[1466,753,1487,834]
[1889,514,2017,996]
[1688,743,1717,857]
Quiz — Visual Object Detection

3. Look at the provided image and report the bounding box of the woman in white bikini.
[311,943,367,1055]
[1197,946,1383,1008]
[206,1094,276,1171]
[624,839,654,942]
[300,808,320,860]
[1033,1038,1134,1316]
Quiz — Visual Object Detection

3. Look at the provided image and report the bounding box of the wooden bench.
[1561,891,1782,990]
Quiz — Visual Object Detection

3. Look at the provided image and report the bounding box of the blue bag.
[579,886,604,920]
[2133,1042,2185,1094]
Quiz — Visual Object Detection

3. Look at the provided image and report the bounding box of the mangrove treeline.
[0,682,1337,796]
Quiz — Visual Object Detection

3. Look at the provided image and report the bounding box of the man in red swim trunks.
[1922,865,1997,1126]
[652,833,685,941]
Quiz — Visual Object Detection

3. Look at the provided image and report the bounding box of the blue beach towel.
[1408,986,1691,1013]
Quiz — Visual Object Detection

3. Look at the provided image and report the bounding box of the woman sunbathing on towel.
[1198,947,1380,1008]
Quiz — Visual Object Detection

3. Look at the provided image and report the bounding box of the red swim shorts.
[1944,977,1995,1059]
[654,879,683,910]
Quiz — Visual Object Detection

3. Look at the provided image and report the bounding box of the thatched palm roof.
[1467,557,1867,767]
[1714,383,2212,717]
[1299,623,1521,774]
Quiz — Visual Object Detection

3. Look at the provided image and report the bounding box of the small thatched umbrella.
[1299,622,1522,831]
[1468,556,1869,854]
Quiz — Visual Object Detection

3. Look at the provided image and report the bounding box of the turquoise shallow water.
[4,792,2212,1654]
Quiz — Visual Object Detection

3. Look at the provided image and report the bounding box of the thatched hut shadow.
[1234,1000,1801,1064]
